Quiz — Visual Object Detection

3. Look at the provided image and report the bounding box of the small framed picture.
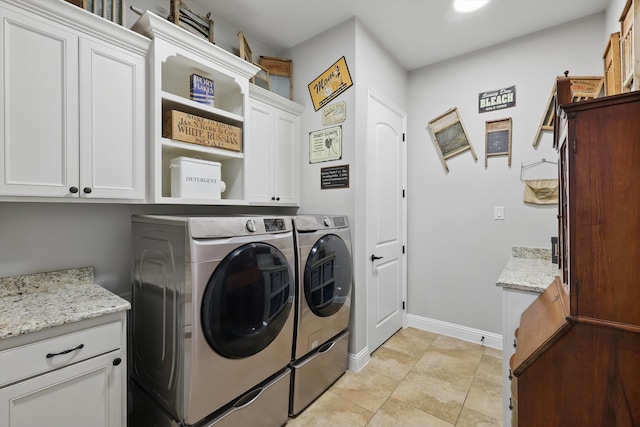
[485,118,512,167]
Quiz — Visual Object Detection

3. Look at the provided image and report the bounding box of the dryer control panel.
[264,218,287,232]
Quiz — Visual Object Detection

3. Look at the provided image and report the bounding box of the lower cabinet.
[501,288,538,427]
[0,313,127,427]
[511,278,640,426]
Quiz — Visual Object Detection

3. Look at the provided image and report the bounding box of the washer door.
[304,234,352,317]
[201,242,293,359]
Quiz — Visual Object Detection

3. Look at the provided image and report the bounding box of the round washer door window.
[201,242,293,359]
[304,234,352,317]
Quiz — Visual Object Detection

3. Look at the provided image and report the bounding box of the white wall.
[283,18,407,356]
[605,0,627,38]
[406,13,606,335]
[125,0,277,60]
[0,203,294,297]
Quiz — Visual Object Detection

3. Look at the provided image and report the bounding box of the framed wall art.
[309,126,342,163]
[485,118,512,167]
[427,107,477,172]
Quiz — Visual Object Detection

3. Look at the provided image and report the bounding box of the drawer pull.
[46,344,84,359]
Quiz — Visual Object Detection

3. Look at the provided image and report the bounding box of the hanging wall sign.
[308,56,353,111]
[309,126,342,163]
[322,101,346,125]
[478,85,516,113]
[320,164,350,189]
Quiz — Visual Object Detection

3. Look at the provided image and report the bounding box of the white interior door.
[366,88,407,354]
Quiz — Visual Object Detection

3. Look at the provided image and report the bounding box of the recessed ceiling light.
[453,0,490,13]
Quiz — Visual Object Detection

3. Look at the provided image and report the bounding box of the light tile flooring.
[286,327,503,427]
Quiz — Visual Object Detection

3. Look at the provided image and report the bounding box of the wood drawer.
[0,320,122,387]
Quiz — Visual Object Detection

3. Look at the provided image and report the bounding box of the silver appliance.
[130,215,295,426]
[289,215,353,416]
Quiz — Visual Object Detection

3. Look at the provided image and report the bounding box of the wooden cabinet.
[555,91,640,327]
[0,0,148,201]
[131,11,259,205]
[247,85,303,206]
[0,313,127,427]
[512,92,640,426]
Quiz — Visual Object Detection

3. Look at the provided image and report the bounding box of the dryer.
[130,215,295,426]
[290,214,353,416]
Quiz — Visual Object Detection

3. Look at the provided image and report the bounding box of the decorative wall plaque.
[309,126,342,163]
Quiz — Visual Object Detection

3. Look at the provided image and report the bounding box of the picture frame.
[427,107,477,172]
[485,118,512,167]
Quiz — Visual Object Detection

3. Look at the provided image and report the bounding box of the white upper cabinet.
[247,85,303,206]
[0,0,149,201]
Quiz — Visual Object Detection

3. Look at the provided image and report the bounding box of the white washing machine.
[290,214,353,416]
[130,215,295,426]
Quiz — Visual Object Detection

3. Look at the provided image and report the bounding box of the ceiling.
[189,0,611,71]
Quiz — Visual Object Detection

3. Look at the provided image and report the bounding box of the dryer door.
[201,242,293,359]
[304,234,352,317]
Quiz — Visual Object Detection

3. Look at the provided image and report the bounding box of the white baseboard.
[347,346,370,372]
[407,314,503,350]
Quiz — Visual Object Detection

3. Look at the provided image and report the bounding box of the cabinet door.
[247,100,275,203]
[79,38,145,199]
[0,7,79,197]
[273,109,300,204]
[0,350,124,427]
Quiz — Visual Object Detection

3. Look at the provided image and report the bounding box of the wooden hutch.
[509,87,640,426]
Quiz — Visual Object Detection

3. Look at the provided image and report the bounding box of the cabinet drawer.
[0,320,121,386]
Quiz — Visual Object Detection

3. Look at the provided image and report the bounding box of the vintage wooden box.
[162,110,242,152]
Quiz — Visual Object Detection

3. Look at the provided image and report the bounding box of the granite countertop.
[0,267,130,340]
[496,246,561,293]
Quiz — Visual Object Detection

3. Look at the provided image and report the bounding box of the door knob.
[371,254,383,261]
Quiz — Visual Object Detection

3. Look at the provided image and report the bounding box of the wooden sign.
[532,75,604,146]
[163,110,242,152]
[320,164,349,189]
[308,56,353,111]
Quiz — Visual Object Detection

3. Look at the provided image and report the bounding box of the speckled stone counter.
[496,246,560,293]
[0,267,130,340]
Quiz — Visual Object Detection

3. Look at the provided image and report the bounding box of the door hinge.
[402,189,406,198]
[402,245,405,254]
[402,301,406,310]
[573,138,577,153]
[402,133,406,142]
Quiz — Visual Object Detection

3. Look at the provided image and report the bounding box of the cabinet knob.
[113,358,122,366]
[271,196,280,201]
[83,187,92,194]
[69,186,79,194]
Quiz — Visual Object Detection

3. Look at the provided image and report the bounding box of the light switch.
[494,206,504,220]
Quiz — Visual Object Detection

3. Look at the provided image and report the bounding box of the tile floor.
[286,327,503,427]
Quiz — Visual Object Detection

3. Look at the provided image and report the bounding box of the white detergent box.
[170,156,225,199]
